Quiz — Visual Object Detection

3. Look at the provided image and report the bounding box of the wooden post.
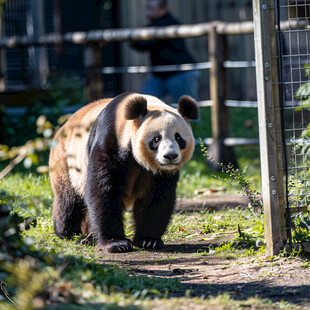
[53,0,63,55]
[253,0,287,255]
[208,24,237,169]
[84,43,104,101]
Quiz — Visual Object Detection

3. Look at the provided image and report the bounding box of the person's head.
[145,0,168,21]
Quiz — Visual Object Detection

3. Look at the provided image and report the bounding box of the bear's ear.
[178,95,199,120]
[125,96,148,120]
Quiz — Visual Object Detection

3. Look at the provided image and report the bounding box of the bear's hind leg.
[52,185,87,240]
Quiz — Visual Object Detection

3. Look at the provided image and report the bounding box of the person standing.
[131,0,200,102]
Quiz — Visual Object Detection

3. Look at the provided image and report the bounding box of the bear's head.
[124,94,199,174]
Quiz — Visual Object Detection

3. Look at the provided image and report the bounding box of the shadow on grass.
[184,282,310,307]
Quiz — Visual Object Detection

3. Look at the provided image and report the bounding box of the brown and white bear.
[49,92,199,252]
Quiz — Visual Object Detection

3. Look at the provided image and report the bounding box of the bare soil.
[99,237,310,308]
[99,197,310,309]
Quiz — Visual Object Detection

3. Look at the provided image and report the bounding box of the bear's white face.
[132,109,195,174]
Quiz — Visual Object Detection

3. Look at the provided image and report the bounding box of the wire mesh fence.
[279,0,310,208]
[278,0,310,246]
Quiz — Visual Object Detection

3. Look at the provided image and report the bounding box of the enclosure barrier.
[1,14,309,255]
[1,19,305,158]
[253,0,310,255]
[0,20,259,167]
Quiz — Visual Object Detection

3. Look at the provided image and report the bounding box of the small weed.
[211,227,266,258]
[201,223,215,234]
[291,212,310,243]
[300,261,310,268]
[279,247,304,258]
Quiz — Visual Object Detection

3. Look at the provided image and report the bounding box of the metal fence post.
[253,0,287,255]
[208,24,237,169]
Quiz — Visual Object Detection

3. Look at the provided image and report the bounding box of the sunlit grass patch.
[178,149,261,198]
[1,165,265,260]
[164,209,266,261]
[0,154,268,308]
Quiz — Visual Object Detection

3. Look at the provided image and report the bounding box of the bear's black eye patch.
[150,135,162,150]
[175,133,186,149]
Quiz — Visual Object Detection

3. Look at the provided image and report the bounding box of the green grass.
[0,138,265,309]
[0,169,264,259]
[1,171,264,254]
[165,208,265,256]
[0,162,264,308]
[1,192,182,310]
[2,156,309,309]
[178,147,261,198]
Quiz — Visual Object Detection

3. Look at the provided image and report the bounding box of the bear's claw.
[134,237,164,250]
[97,239,133,253]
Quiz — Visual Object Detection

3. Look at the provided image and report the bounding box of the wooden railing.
[4,19,305,165]
[0,20,262,165]
[1,17,308,163]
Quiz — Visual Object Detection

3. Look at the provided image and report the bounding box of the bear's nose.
[164,153,178,161]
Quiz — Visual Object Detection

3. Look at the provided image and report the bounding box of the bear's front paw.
[133,237,164,250]
[97,239,133,253]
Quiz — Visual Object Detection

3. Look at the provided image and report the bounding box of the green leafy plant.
[295,64,310,107]
[291,212,310,243]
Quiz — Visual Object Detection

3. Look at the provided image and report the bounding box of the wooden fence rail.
[0,19,306,49]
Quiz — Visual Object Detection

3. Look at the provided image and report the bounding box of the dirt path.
[99,238,310,308]
[97,197,309,308]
